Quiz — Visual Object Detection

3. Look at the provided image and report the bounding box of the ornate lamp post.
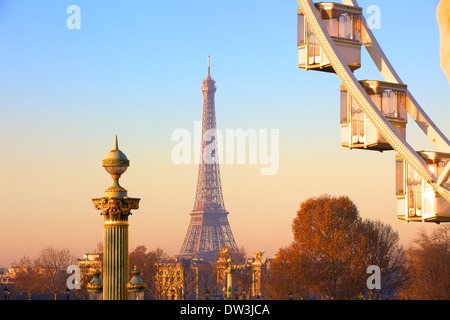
[4,286,10,300]
[216,247,229,300]
[92,136,140,300]
[226,257,236,300]
[87,269,103,300]
[127,266,146,300]
[251,251,264,299]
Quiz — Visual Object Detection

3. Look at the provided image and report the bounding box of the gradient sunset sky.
[1,0,449,267]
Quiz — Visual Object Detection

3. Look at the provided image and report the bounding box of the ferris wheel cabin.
[396,151,450,223]
[340,80,408,151]
[297,2,362,73]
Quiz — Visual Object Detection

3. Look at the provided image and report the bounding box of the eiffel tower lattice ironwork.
[177,57,238,262]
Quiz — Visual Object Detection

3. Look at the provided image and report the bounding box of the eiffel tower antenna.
[208,55,210,76]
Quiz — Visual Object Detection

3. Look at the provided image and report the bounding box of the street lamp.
[127,266,146,300]
[225,257,236,300]
[4,286,10,300]
[87,269,103,300]
[65,287,71,300]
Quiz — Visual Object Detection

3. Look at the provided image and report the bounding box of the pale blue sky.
[0,0,448,266]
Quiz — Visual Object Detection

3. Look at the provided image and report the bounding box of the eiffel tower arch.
[177,57,238,262]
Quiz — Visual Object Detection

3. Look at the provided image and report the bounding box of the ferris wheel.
[296,0,450,223]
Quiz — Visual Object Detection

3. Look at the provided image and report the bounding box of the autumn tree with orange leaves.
[293,195,368,299]
[263,195,406,300]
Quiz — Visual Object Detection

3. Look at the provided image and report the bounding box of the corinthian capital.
[92,197,140,221]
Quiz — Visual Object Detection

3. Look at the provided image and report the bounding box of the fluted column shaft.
[93,197,140,300]
[103,221,129,300]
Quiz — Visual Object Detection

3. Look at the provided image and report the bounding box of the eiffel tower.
[177,57,238,262]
